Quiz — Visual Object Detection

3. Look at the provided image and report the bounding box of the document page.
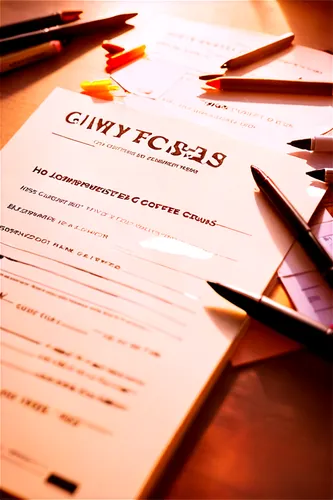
[112,16,333,149]
[278,207,333,326]
[0,88,325,498]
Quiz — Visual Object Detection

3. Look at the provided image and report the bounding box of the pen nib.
[207,281,241,303]
[305,170,322,181]
[250,165,265,184]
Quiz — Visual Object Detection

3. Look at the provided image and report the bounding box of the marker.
[250,165,333,288]
[220,32,295,69]
[0,10,83,38]
[288,136,333,152]
[205,77,333,96]
[0,12,137,55]
[207,281,333,362]
[0,40,62,74]
[306,168,333,184]
[105,44,146,72]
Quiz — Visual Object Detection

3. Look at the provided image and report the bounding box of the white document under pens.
[112,16,333,150]
[0,88,325,499]
[278,206,333,326]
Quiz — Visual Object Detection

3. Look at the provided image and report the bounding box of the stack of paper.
[0,88,326,498]
[112,17,333,150]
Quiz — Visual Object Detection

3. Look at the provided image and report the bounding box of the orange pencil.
[105,44,146,72]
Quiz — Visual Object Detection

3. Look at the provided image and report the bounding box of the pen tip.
[250,165,265,184]
[207,281,243,305]
[220,63,227,69]
[305,170,322,181]
[207,281,218,291]
[207,281,228,296]
[286,138,310,150]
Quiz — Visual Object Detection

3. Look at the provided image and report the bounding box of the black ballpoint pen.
[0,12,138,55]
[251,165,333,288]
[207,282,333,362]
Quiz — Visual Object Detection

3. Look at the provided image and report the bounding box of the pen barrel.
[0,13,136,55]
[258,176,333,283]
[219,78,333,95]
[0,29,52,54]
[0,41,62,74]
[258,297,333,361]
[225,33,295,69]
[312,136,333,152]
[297,231,333,281]
[325,170,333,183]
[0,13,59,39]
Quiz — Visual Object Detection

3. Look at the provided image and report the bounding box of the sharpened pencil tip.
[205,79,221,89]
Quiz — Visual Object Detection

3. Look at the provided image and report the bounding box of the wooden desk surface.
[1,2,332,499]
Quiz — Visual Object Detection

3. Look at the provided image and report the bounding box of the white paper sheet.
[112,17,333,149]
[0,88,326,498]
[278,206,333,326]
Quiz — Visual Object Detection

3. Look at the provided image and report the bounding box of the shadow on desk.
[1,351,331,499]
[151,350,332,500]
[1,24,133,98]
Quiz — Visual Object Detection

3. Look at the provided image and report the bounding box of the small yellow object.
[81,90,115,101]
[80,79,119,92]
